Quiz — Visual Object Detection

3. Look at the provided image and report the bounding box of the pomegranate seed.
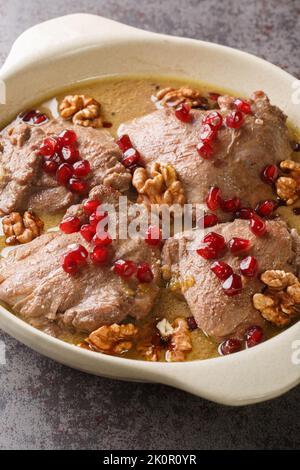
[197,232,225,259]
[113,259,137,278]
[233,98,252,114]
[90,246,109,265]
[145,225,162,246]
[234,207,254,220]
[221,197,241,213]
[103,121,113,128]
[62,252,79,275]
[225,110,244,129]
[42,159,59,174]
[68,178,88,194]
[59,129,77,146]
[246,325,264,348]
[122,148,140,168]
[240,256,258,277]
[208,92,220,102]
[136,262,154,283]
[222,274,243,296]
[56,163,73,186]
[61,145,80,164]
[197,213,219,229]
[202,111,223,130]
[250,216,267,237]
[228,237,251,254]
[62,244,88,275]
[93,232,112,246]
[187,316,198,331]
[219,338,242,355]
[89,211,108,226]
[59,216,81,234]
[199,123,217,142]
[206,186,221,211]
[83,199,101,216]
[39,137,58,157]
[116,134,132,153]
[261,164,278,185]
[175,103,193,123]
[73,160,91,178]
[255,200,277,218]
[210,261,233,280]
[69,244,89,265]
[80,224,96,242]
[20,110,48,126]
[196,141,213,159]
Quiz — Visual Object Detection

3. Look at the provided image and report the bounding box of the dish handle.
[2,13,149,72]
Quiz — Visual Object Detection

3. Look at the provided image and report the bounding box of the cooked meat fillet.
[0,186,160,332]
[119,92,291,217]
[0,117,131,215]
[162,219,300,341]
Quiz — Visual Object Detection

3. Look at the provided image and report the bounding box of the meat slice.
[0,186,160,332]
[0,117,131,215]
[119,92,291,217]
[162,219,300,341]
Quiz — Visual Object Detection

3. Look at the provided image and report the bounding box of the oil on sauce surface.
[0,76,299,361]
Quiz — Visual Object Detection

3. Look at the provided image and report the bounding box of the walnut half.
[165,318,192,362]
[253,270,300,326]
[59,94,103,128]
[276,160,300,205]
[2,211,44,245]
[82,323,138,355]
[156,87,207,108]
[132,163,186,208]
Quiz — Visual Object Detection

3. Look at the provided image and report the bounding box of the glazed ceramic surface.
[0,13,300,405]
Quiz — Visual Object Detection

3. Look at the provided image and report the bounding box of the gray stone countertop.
[0,0,299,450]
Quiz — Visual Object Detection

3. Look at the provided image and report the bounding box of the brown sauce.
[0,75,299,361]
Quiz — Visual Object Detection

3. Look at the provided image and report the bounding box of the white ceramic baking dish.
[0,13,300,405]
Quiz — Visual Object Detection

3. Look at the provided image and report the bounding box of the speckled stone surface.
[0,0,300,450]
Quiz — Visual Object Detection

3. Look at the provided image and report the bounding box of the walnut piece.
[253,270,300,326]
[156,87,207,108]
[276,160,300,205]
[132,163,186,207]
[2,211,44,245]
[59,94,102,128]
[165,318,192,362]
[83,323,138,355]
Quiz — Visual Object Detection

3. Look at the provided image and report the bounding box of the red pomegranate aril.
[221,197,241,213]
[89,211,108,226]
[93,232,112,247]
[206,186,221,211]
[250,216,267,237]
[80,224,96,242]
[197,231,225,259]
[56,163,73,186]
[59,216,81,234]
[122,148,140,168]
[136,262,154,283]
[62,244,88,275]
[187,316,198,331]
[83,199,101,216]
[42,159,59,174]
[113,259,137,278]
[116,134,132,153]
[175,103,193,123]
[61,145,80,164]
[246,325,264,348]
[255,200,277,218]
[202,111,223,130]
[70,244,89,265]
[59,129,77,146]
[233,98,252,115]
[198,213,219,229]
[199,123,217,142]
[21,110,48,126]
[145,225,162,246]
[222,274,243,296]
[62,252,79,275]
[219,338,242,355]
[39,137,58,157]
[261,164,278,185]
[240,256,258,277]
[90,246,109,265]
[196,141,213,159]
[228,237,251,254]
[68,178,88,195]
[225,110,244,129]
[73,160,91,178]
[210,261,233,281]
[234,207,254,220]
